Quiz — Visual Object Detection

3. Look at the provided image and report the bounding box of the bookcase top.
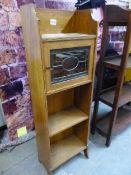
[41,33,96,42]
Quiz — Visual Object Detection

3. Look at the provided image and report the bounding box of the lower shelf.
[50,134,86,170]
[96,105,131,135]
[99,83,131,107]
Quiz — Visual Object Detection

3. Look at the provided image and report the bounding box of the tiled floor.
[0,139,47,175]
[0,103,131,175]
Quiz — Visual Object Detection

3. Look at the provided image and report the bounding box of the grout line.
[1,151,36,173]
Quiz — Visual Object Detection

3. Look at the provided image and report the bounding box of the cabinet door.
[43,39,95,94]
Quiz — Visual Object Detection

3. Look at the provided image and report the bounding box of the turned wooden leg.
[84,147,89,158]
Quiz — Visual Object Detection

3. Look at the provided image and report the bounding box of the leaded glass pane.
[50,46,89,84]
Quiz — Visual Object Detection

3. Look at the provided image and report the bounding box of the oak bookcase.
[20,4,98,174]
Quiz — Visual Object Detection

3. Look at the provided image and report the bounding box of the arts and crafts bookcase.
[20,4,98,174]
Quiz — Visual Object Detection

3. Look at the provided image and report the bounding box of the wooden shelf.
[46,79,92,96]
[50,134,86,170]
[48,107,88,137]
[96,105,131,135]
[41,33,96,42]
[104,55,131,70]
[99,83,131,107]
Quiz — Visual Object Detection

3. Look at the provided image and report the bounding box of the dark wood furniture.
[20,4,98,174]
[91,5,131,147]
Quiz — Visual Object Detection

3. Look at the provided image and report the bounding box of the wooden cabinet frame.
[20,4,98,175]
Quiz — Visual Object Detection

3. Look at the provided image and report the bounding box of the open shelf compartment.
[47,84,91,137]
[50,121,88,170]
[48,107,88,137]
[47,84,91,170]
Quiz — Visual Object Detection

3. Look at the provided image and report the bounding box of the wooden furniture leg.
[91,24,109,135]
[91,101,99,134]
[84,147,89,158]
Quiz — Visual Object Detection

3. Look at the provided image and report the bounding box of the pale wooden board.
[48,107,88,137]
[42,33,96,41]
[20,4,51,174]
[50,134,86,170]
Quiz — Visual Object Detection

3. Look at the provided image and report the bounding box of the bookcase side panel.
[20,4,51,173]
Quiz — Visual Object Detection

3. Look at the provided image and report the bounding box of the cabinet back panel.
[50,121,89,145]
[36,9,97,35]
[36,8,75,34]
[74,83,92,115]
[47,89,74,115]
[50,128,73,144]
[74,120,89,145]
